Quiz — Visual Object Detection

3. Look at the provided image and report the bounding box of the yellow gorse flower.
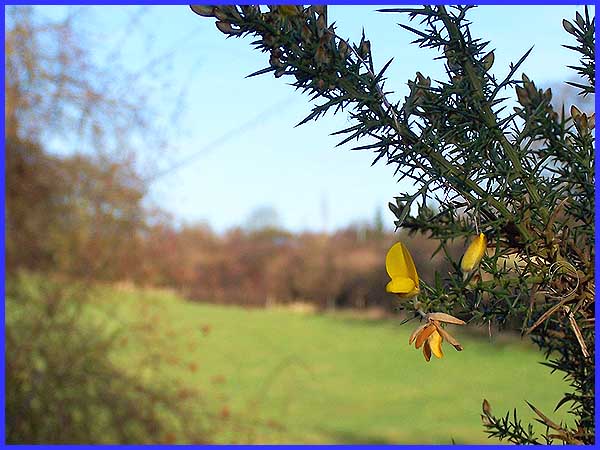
[460,232,487,274]
[385,242,420,298]
[385,242,471,361]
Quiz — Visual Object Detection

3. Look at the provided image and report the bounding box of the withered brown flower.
[409,312,465,361]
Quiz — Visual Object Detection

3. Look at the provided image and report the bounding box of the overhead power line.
[147,94,297,183]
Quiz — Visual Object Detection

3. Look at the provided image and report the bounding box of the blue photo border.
[1,0,597,448]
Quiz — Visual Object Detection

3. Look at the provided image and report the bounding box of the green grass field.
[86,286,572,444]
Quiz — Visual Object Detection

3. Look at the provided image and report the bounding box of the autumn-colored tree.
[5,137,146,280]
[4,6,173,279]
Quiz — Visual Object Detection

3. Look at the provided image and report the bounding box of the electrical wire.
[147,94,297,183]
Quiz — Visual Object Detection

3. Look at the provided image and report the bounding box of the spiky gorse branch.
[562,9,595,96]
[190,4,594,444]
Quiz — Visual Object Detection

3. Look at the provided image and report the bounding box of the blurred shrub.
[5,137,146,281]
[135,220,456,311]
[5,272,213,444]
[5,133,453,311]
[5,132,454,311]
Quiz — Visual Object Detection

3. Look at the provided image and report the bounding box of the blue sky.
[35,5,591,233]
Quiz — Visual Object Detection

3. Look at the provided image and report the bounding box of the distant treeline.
[7,136,459,310]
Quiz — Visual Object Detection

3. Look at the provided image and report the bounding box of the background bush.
[5,272,213,444]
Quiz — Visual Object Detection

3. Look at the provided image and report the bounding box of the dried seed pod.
[570,105,591,134]
[482,399,492,416]
[315,45,330,65]
[190,5,215,17]
[413,88,426,99]
[359,40,371,58]
[313,5,327,17]
[316,14,327,37]
[562,19,576,35]
[427,312,466,325]
[516,86,530,106]
[482,51,494,71]
[415,72,431,88]
[337,39,348,59]
[579,114,589,132]
[524,82,537,101]
[221,6,242,21]
[269,53,285,68]
[277,5,300,17]
[215,21,242,36]
[301,24,313,43]
[571,104,582,120]
[213,8,230,21]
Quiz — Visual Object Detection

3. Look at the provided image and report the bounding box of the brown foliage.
[130,221,454,311]
[6,136,146,281]
[6,136,453,308]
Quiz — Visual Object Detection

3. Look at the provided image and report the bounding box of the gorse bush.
[5,272,213,444]
[191,5,595,444]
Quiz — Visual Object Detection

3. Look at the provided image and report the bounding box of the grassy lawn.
[92,286,570,444]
